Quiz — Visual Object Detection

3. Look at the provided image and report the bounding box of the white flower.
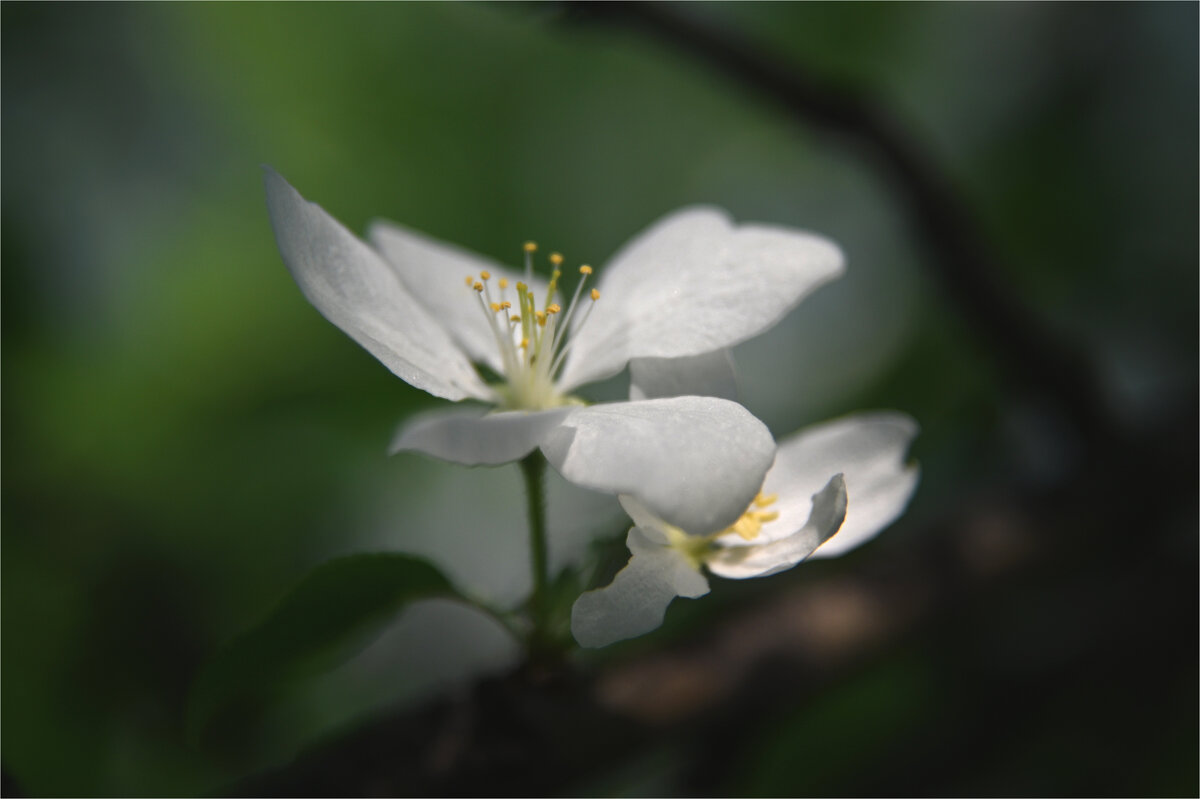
[571,412,920,648]
[264,168,844,474]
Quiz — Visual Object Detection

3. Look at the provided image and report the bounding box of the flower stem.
[519,451,550,650]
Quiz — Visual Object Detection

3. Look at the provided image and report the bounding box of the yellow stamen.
[460,235,603,412]
[733,516,761,540]
[590,288,600,301]
[720,495,782,542]
[544,269,561,308]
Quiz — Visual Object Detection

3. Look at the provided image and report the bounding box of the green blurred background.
[3,3,1196,796]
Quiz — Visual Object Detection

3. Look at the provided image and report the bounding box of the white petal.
[764,412,919,559]
[541,396,775,535]
[571,527,710,648]
[558,207,844,391]
[707,474,847,579]
[390,405,573,466]
[264,168,491,401]
[628,349,739,402]
[369,220,548,373]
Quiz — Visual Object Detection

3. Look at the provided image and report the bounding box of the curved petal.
[763,412,919,559]
[390,405,573,466]
[571,527,710,648]
[264,168,491,401]
[708,474,847,579]
[558,207,844,391]
[628,349,739,402]
[369,220,548,373]
[541,396,776,536]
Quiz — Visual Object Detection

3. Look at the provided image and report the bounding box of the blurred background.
[2,3,1196,796]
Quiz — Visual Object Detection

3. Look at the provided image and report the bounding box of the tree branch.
[584,2,1119,451]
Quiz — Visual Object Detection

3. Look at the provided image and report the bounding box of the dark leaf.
[187,553,460,745]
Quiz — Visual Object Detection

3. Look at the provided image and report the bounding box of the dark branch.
[585,2,1119,451]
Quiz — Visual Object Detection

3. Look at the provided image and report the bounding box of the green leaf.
[187,553,459,746]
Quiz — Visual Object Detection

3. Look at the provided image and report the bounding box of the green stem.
[519,451,550,648]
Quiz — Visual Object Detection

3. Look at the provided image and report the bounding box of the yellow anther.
[500,301,512,310]
[465,276,474,287]
[524,241,537,253]
[536,311,547,327]
[590,288,601,301]
[490,302,502,313]
[516,282,528,292]
[520,337,529,349]
[510,315,521,323]
[473,282,483,292]
[480,270,491,281]
[579,265,593,275]
[498,278,509,289]
[732,516,761,540]
[549,252,563,266]
[721,495,782,542]
[547,303,561,314]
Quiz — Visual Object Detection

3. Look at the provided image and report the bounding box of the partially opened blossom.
[264,168,843,472]
[571,412,920,648]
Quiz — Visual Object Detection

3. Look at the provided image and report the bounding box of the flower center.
[465,242,600,411]
[721,493,780,541]
[662,492,781,568]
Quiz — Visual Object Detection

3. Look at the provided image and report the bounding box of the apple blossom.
[571,412,920,647]
[264,167,843,472]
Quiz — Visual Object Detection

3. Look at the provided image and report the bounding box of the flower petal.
[707,474,847,579]
[541,396,775,535]
[390,405,574,466]
[763,412,919,559]
[628,349,739,402]
[558,207,844,391]
[369,220,548,373]
[265,168,491,402]
[571,527,710,648]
